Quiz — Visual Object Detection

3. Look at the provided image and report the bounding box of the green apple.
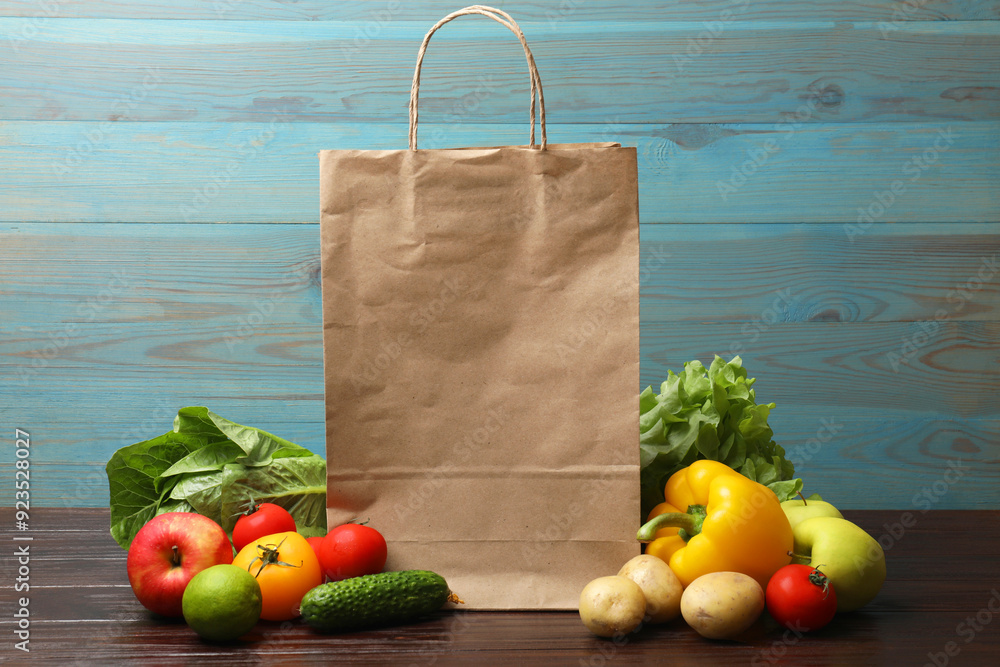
[781,498,843,530]
[791,516,886,612]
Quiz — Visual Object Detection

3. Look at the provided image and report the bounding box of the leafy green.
[106,407,327,549]
[640,355,803,517]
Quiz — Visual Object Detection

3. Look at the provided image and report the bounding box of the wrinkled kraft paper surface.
[319,142,640,609]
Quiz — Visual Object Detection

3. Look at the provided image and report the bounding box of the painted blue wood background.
[1,1,997,510]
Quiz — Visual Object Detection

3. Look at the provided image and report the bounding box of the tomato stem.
[808,566,832,598]
[245,495,261,515]
[247,537,302,578]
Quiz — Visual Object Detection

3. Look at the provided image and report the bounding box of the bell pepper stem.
[637,505,707,543]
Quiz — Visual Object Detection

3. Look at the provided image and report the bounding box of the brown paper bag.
[319,6,640,609]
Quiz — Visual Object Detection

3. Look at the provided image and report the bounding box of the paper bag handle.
[409,5,547,150]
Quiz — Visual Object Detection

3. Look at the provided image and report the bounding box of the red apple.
[126,512,234,617]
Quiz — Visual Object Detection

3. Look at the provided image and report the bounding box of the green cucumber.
[299,570,458,632]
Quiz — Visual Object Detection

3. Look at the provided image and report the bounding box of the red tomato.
[306,536,325,561]
[318,523,388,581]
[232,502,297,553]
[766,564,838,632]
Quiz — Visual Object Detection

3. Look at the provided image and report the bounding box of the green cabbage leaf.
[640,356,802,518]
[106,407,326,549]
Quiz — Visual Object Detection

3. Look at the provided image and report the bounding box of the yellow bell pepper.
[637,460,793,588]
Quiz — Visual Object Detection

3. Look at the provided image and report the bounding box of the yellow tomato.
[232,531,323,621]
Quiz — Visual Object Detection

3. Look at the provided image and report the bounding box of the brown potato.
[578,575,646,638]
[680,571,764,640]
[617,554,682,623]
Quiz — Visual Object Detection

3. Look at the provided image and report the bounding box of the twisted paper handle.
[408,5,547,150]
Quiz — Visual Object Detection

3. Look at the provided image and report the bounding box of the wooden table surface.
[2,508,998,666]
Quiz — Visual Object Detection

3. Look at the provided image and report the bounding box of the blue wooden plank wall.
[1,1,998,510]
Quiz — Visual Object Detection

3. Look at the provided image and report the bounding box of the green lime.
[182,564,262,641]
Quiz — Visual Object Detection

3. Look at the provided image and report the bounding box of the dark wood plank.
[1,508,997,665]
